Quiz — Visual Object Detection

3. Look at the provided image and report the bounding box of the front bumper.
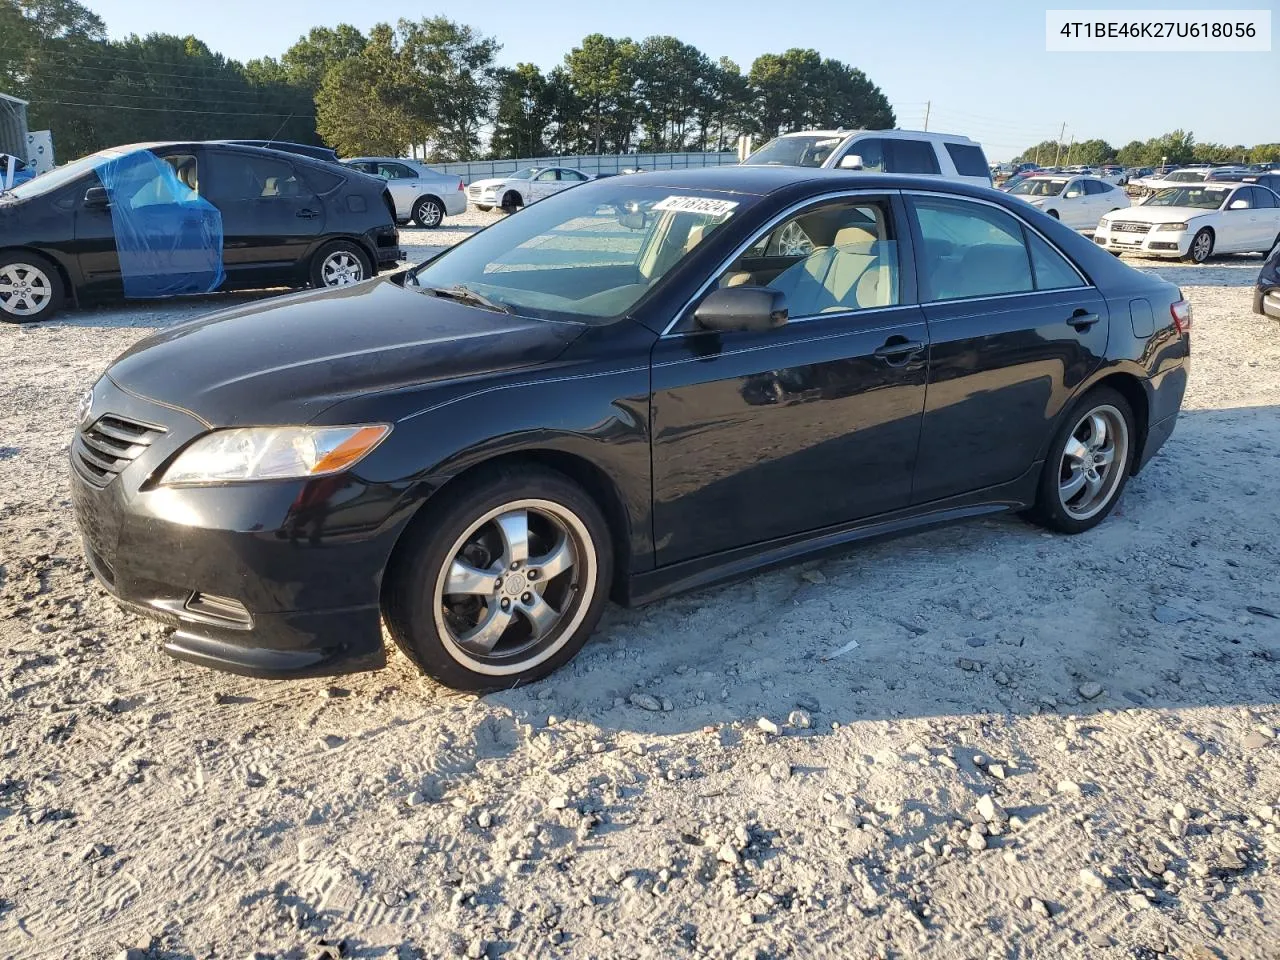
[1092,225,1189,258]
[69,377,401,678]
[1256,286,1280,319]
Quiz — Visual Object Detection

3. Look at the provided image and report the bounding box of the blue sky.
[84,0,1277,159]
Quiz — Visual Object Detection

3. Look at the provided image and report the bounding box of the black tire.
[476,204,493,213]
[500,191,523,214]
[412,196,444,229]
[0,251,65,323]
[384,465,613,691]
[1026,386,1136,535]
[309,240,373,288]
[1184,228,1213,264]
[1046,209,1060,219]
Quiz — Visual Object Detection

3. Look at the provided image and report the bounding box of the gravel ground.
[2,212,1279,960]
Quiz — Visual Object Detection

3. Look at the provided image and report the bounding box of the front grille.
[74,414,164,487]
[1110,221,1153,234]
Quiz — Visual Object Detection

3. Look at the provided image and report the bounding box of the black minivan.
[0,141,402,322]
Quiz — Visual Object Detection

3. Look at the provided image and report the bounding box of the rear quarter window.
[302,166,345,194]
[890,140,941,175]
[945,143,991,178]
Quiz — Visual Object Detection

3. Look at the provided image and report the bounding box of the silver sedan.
[341,157,467,228]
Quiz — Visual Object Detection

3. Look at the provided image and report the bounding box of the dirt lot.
[2,212,1279,960]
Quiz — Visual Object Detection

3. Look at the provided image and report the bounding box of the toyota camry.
[71,167,1190,690]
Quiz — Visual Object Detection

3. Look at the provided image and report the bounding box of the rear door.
[202,149,325,281]
[905,192,1109,504]
[1253,185,1280,248]
[887,139,943,178]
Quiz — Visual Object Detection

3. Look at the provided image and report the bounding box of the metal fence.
[423,151,740,181]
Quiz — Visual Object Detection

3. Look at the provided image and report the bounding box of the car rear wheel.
[1046,210,1060,219]
[501,191,523,214]
[476,204,493,212]
[1185,228,1213,264]
[310,241,372,288]
[384,466,613,691]
[412,196,444,228]
[0,253,64,323]
[1027,386,1135,534]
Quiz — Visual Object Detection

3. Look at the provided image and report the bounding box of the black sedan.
[0,141,401,322]
[1257,240,1280,319]
[70,167,1190,690]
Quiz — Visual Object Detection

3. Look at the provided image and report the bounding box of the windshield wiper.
[414,283,513,314]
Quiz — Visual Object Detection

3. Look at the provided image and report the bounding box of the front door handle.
[1068,309,1101,330]
[296,209,319,220]
[873,337,926,366]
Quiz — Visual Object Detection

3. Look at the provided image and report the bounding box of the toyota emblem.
[77,388,94,425]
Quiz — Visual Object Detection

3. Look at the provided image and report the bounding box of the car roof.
[613,166,998,198]
[767,128,979,144]
[105,141,336,168]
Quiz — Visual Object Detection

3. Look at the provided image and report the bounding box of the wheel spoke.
[519,594,560,640]
[494,510,529,566]
[1087,413,1108,448]
[446,559,498,596]
[530,535,575,581]
[1083,472,1104,500]
[458,604,513,654]
[1060,468,1087,501]
[1064,436,1089,463]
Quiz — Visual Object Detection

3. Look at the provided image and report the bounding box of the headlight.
[488,183,504,191]
[161,425,390,485]
[1155,222,1188,232]
[1098,218,1110,229]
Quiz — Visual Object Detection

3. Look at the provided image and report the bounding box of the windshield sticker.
[653,196,739,217]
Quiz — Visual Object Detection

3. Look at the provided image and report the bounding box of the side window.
[302,166,345,195]
[1083,179,1107,195]
[1254,186,1277,208]
[1027,231,1083,290]
[561,170,588,182]
[206,153,307,202]
[848,138,885,172]
[889,139,941,175]
[1063,179,1084,198]
[114,153,199,209]
[1229,188,1253,209]
[350,162,375,175]
[715,198,900,318]
[911,196,1033,301]
[535,169,559,182]
[376,162,415,180]
[945,142,990,177]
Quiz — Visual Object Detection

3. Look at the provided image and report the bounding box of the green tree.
[544,65,586,154]
[400,16,499,160]
[564,34,639,153]
[315,24,423,157]
[278,24,367,91]
[490,62,552,158]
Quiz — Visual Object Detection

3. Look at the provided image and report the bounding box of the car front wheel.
[0,253,64,323]
[1185,228,1213,264]
[1027,386,1135,534]
[310,241,372,288]
[384,466,613,691]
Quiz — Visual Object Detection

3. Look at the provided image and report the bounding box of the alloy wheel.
[321,251,364,286]
[1191,231,1212,263]
[1057,404,1129,521]
[416,199,443,227]
[0,262,53,318]
[774,221,815,257]
[432,498,597,676]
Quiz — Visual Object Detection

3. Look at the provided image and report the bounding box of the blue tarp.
[95,149,224,298]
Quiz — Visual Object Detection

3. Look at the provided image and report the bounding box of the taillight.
[458,179,465,191]
[1170,298,1191,335]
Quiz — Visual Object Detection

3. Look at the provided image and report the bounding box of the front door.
[905,193,1109,504]
[202,149,325,282]
[530,168,561,201]
[650,193,930,566]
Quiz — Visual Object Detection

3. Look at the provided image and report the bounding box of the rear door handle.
[873,338,926,365]
[1068,309,1101,330]
[296,209,319,220]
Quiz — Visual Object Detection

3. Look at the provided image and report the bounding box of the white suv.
[743,130,992,187]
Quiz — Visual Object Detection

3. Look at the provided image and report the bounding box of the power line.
[36,99,313,118]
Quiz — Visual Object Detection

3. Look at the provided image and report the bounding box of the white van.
[743,129,992,187]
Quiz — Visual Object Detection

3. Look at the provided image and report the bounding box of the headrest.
[835,225,878,248]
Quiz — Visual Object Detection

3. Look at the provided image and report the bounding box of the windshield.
[1010,178,1067,197]
[1166,171,1206,182]
[744,135,846,168]
[505,168,536,181]
[4,148,123,200]
[1144,186,1230,210]
[408,184,754,323]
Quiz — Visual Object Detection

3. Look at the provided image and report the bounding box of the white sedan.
[1006,175,1130,231]
[341,158,467,228]
[1092,182,1280,263]
[466,166,592,212]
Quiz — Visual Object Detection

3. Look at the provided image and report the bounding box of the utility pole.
[1054,122,1066,166]
[922,101,930,132]
[1066,136,1075,164]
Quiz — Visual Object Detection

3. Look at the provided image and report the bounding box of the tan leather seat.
[769,224,896,315]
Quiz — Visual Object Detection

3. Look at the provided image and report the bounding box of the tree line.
[2,0,895,162]
[1012,131,1280,167]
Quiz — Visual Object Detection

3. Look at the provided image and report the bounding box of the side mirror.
[1065,190,1082,198]
[84,185,109,207]
[839,154,864,170]
[694,286,788,332]
[1228,199,1249,210]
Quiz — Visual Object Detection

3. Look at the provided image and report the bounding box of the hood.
[469,176,523,190]
[106,275,584,427]
[1113,205,1217,224]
